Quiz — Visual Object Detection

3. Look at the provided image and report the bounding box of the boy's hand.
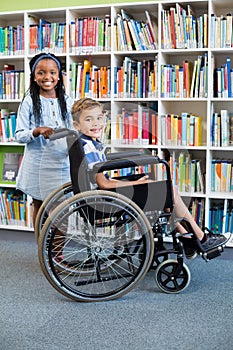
[137,175,149,181]
[33,127,55,139]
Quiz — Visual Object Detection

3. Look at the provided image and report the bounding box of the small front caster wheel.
[154,259,191,294]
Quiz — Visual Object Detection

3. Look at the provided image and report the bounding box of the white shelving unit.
[0,0,232,241]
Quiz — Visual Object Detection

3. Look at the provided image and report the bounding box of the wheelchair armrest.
[92,155,160,173]
[92,155,172,181]
[106,150,144,160]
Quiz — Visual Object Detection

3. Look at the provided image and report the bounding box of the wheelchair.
[37,128,226,302]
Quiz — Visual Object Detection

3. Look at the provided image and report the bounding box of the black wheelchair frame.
[36,128,225,302]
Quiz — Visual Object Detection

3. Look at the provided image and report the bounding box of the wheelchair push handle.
[49,128,77,141]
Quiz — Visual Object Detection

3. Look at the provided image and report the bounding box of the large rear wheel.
[38,190,154,302]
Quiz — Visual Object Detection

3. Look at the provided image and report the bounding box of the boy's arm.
[96,172,152,189]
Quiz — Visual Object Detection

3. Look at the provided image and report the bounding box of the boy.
[71,97,230,258]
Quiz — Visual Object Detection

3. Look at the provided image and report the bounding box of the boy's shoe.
[178,231,231,259]
[183,246,197,260]
[201,230,231,252]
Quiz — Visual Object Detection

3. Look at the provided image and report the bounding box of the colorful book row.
[0,68,25,100]
[114,9,157,51]
[69,60,110,99]
[161,4,208,49]
[3,9,233,56]
[210,13,233,48]
[161,54,208,98]
[160,112,202,147]
[113,105,158,145]
[189,198,205,228]
[0,25,25,56]
[0,189,32,227]
[209,199,233,234]
[213,57,233,98]
[28,16,66,54]
[211,110,233,147]
[0,109,17,142]
[211,159,233,192]
[169,152,205,193]
[114,56,158,98]
[107,164,152,179]
[70,15,111,54]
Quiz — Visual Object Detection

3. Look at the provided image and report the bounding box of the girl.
[15,53,74,227]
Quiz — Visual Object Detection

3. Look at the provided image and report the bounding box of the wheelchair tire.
[34,182,73,242]
[38,190,154,302]
[154,259,191,294]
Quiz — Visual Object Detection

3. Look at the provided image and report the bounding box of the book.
[132,109,139,144]
[229,114,233,145]
[145,10,158,49]
[104,14,111,51]
[116,14,127,51]
[194,55,202,98]
[196,160,205,193]
[181,112,188,146]
[150,113,158,145]
[226,13,233,48]
[183,60,193,98]
[142,107,149,144]
[2,153,22,182]
[120,9,133,20]
[220,161,228,192]
[127,19,141,51]
[226,57,232,97]
[194,115,202,146]
[81,59,91,98]
[220,109,229,146]
[169,7,177,49]
[123,18,133,51]
[215,160,222,192]
[190,59,197,98]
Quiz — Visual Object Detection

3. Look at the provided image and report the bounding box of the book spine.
[221,109,229,146]
[142,108,149,144]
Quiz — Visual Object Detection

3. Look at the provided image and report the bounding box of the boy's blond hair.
[71,98,102,122]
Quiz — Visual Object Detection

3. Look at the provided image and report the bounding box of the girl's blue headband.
[31,53,61,73]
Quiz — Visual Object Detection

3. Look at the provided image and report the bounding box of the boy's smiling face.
[74,106,104,140]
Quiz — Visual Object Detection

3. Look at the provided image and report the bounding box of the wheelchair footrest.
[200,245,224,261]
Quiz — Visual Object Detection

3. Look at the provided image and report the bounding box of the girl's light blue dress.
[15,94,74,201]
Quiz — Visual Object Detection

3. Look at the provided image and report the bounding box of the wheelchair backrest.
[66,132,93,194]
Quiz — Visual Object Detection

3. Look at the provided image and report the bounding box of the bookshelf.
[0,1,232,244]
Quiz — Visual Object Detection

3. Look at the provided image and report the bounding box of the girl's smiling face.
[34,59,60,97]
[74,106,105,140]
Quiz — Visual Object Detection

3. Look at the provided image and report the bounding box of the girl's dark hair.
[26,53,68,126]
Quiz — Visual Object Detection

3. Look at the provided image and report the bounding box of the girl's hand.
[33,127,54,139]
